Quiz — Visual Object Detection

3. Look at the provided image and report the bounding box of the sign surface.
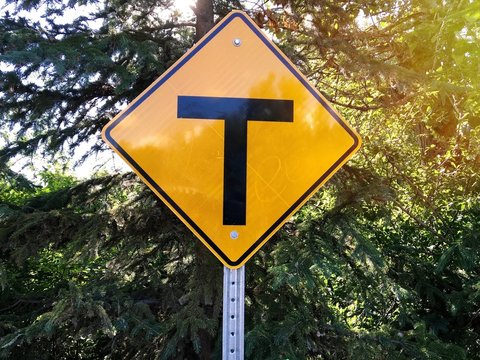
[102,11,361,268]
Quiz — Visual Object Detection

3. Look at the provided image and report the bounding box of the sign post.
[101,10,361,360]
[222,266,245,359]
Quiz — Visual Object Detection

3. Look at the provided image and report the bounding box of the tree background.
[1,0,479,359]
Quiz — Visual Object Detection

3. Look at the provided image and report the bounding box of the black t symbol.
[178,96,294,225]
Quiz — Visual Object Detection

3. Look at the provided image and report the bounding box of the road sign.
[102,10,361,269]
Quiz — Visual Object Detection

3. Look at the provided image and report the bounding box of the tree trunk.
[194,0,214,42]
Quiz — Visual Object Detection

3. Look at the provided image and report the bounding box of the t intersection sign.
[102,11,361,269]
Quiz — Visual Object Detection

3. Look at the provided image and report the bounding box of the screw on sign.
[102,10,361,359]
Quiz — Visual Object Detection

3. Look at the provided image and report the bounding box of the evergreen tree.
[1,0,479,359]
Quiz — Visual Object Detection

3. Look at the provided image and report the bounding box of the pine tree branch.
[0,299,47,313]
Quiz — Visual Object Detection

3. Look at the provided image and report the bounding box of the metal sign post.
[222,266,245,359]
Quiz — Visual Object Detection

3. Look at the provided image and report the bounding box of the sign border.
[102,11,361,268]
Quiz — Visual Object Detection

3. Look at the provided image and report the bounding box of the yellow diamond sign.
[102,11,361,268]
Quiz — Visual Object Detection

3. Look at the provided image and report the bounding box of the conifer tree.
[1,0,479,359]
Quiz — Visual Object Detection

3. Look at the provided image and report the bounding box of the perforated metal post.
[222,266,245,359]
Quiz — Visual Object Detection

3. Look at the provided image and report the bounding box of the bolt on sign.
[102,11,361,269]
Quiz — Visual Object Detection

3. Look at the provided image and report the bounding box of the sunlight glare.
[174,0,196,18]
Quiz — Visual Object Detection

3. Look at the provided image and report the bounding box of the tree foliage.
[0,0,479,358]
